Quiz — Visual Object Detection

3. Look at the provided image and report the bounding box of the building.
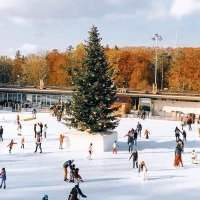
[0,87,72,110]
[1,87,200,118]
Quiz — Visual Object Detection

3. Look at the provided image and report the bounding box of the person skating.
[182,130,187,142]
[138,161,148,180]
[187,117,192,131]
[124,130,134,153]
[7,139,17,153]
[0,126,3,142]
[133,129,138,146]
[69,164,76,183]
[43,124,48,139]
[174,141,184,167]
[73,168,84,183]
[129,149,138,168]
[63,160,74,181]
[39,123,43,137]
[175,126,181,141]
[59,133,65,149]
[0,168,6,189]
[17,122,22,136]
[32,108,37,119]
[191,149,198,164]
[137,122,142,138]
[34,133,42,153]
[88,143,93,160]
[17,114,20,124]
[67,183,87,200]
[144,129,150,139]
[21,136,25,149]
[112,140,118,154]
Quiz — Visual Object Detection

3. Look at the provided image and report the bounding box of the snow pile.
[163,106,200,114]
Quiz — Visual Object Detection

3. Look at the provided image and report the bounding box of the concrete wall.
[65,129,118,153]
[152,99,200,116]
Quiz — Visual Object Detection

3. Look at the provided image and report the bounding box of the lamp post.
[152,33,163,93]
[17,74,20,87]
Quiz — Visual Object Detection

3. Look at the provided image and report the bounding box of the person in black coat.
[63,160,74,181]
[182,130,187,142]
[68,183,87,200]
[0,126,3,142]
[129,149,138,168]
[175,127,181,141]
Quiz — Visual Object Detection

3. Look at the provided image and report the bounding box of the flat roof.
[1,87,200,101]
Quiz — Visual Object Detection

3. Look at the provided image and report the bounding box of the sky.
[0,0,200,56]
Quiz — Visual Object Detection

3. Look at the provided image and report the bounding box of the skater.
[133,129,138,146]
[63,160,74,181]
[73,168,84,183]
[137,122,142,138]
[43,124,48,139]
[141,110,146,120]
[7,139,17,153]
[88,143,93,160]
[174,141,184,167]
[69,164,76,183]
[129,149,138,168]
[144,129,150,139]
[67,183,87,200]
[59,133,65,149]
[112,140,118,154]
[39,123,43,137]
[182,130,187,142]
[34,124,37,138]
[138,161,148,180]
[187,117,192,131]
[42,195,48,200]
[125,130,134,153]
[34,133,42,153]
[191,150,198,164]
[17,114,20,124]
[17,122,22,136]
[0,126,3,142]
[175,126,181,141]
[32,108,37,119]
[21,136,25,149]
[0,168,6,189]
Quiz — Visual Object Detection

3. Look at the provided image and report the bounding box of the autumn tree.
[12,50,24,83]
[22,54,48,86]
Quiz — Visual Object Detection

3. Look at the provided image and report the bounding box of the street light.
[152,33,163,93]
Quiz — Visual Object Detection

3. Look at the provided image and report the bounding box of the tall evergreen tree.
[69,26,118,132]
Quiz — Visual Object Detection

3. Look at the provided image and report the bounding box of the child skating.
[112,140,118,154]
[138,161,148,181]
[7,139,17,154]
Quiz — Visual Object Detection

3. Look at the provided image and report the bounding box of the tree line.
[0,46,200,92]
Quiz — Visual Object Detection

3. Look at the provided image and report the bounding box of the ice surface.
[0,112,200,200]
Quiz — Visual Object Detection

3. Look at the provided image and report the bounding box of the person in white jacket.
[191,149,198,164]
[138,161,148,180]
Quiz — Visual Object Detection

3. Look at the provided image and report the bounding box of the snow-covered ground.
[0,111,200,200]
